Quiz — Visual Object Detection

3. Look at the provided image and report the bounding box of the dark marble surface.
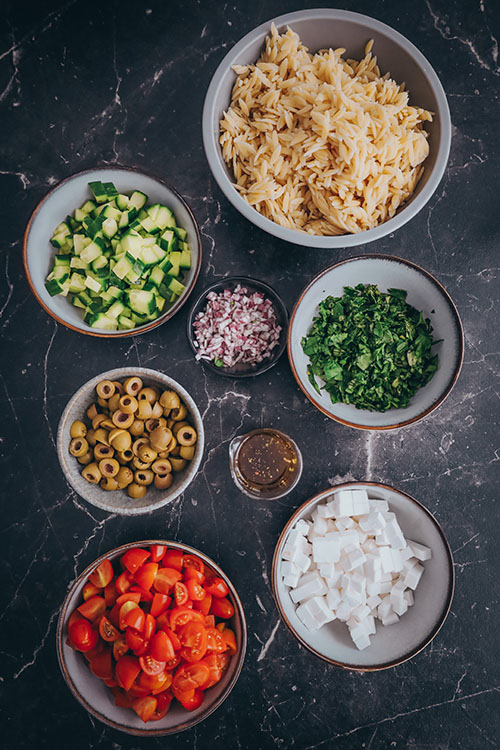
[1,0,499,748]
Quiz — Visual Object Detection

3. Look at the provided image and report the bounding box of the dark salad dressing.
[235,429,299,496]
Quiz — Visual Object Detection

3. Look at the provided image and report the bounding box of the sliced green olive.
[70,420,87,439]
[69,437,89,457]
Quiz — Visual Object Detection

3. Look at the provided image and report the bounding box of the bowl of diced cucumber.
[23,166,202,336]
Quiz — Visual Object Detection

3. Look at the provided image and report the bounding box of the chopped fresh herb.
[301,284,439,412]
[214,357,224,368]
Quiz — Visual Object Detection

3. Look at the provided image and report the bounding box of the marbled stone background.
[0,1,498,748]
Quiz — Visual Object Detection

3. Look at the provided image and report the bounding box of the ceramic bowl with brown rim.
[272,482,454,671]
[288,255,463,430]
[23,166,202,337]
[57,368,204,515]
[57,540,247,735]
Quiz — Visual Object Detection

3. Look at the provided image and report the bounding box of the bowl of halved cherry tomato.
[56,540,247,735]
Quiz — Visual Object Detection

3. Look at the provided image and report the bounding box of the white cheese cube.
[377,597,393,620]
[349,624,371,650]
[385,518,406,550]
[294,550,311,574]
[375,528,391,546]
[326,587,341,610]
[381,611,400,626]
[351,603,371,621]
[393,598,408,617]
[316,503,333,519]
[366,580,382,596]
[404,562,424,590]
[331,490,354,517]
[313,515,328,536]
[390,549,403,573]
[343,544,367,572]
[342,577,365,607]
[282,560,301,588]
[296,602,321,631]
[290,574,327,603]
[318,562,336,579]
[336,600,355,621]
[306,596,336,626]
[323,568,342,589]
[359,511,386,533]
[407,539,432,561]
[335,516,355,531]
[365,614,376,635]
[368,498,389,512]
[378,580,393,594]
[351,489,370,515]
[356,527,368,545]
[404,589,415,606]
[312,537,340,564]
[364,554,382,583]
[389,582,406,608]
[295,519,310,536]
[282,533,310,561]
[400,545,413,561]
[378,546,395,573]
[325,519,337,533]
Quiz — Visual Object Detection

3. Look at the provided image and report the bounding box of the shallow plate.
[57,367,204,515]
[187,276,288,377]
[288,255,463,429]
[23,166,202,337]
[57,540,247,735]
[272,483,454,670]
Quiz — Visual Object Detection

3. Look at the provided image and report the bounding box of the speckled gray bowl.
[57,368,204,515]
[202,8,451,248]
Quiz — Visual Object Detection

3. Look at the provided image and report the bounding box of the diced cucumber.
[167,277,185,296]
[149,266,165,287]
[45,278,66,296]
[116,194,130,210]
[155,295,166,312]
[179,248,191,269]
[173,226,187,241]
[74,208,87,222]
[71,295,86,309]
[73,233,90,255]
[85,276,102,293]
[70,256,88,270]
[81,200,97,213]
[89,312,118,330]
[103,181,118,198]
[129,191,148,211]
[118,314,135,330]
[127,289,157,315]
[69,273,87,294]
[159,229,178,253]
[89,181,108,204]
[107,300,126,319]
[121,231,142,258]
[50,231,69,248]
[102,205,121,222]
[102,217,118,238]
[112,256,134,280]
[139,215,160,234]
[54,255,71,267]
[80,241,103,264]
[155,205,176,229]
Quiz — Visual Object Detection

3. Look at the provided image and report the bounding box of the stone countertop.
[1,0,498,748]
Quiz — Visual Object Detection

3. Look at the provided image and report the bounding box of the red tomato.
[99,616,120,643]
[67,610,85,631]
[177,688,204,712]
[108,604,121,629]
[150,593,171,618]
[89,558,114,588]
[119,601,140,630]
[104,582,118,607]
[132,695,157,723]
[104,677,118,688]
[126,628,149,656]
[83,641,105,662]
[90,649,113,680]
[77,595,106,622]
[150,690,173,720]
[68,619,98,652]
[115,571,132,595]
[201,653,223,687]
[179,622,208,662]
[113,638,128,660]
[206,627,227,653]
[129,585,153,603]
[123,607,145,633]
[138,670,171,692]
[183,567,205,584]
[210,597,234,619]
[182,555,204,573]
[169,607,205,631]
[204,577,230,598]
[116,592,141,607]
[115,655,141,691]
[112,687,132,708]
[134,562,158,591]
[144,614,156,641]
[205,615,216,629]
[150,631,175,662]
[173,662,210,692]
[122,548,151,575]
[174,582,189,607]
[150,545,166,563]
[193,593,212,616]
[221,628,237,655]
[154,568,182,594]
[164,654,181,671]
[128,681,151,698]
[186,579,205,601]
[163,549,183,571]
[162,627,181,651]
[82,582,101,601]
[139,654,166,676]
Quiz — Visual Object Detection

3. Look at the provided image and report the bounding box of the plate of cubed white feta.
[272,483,454,670]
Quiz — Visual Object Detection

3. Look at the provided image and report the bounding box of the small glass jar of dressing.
[229,428,303,500]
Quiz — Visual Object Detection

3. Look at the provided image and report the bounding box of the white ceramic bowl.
[57,540,247,735]
[23,166,202,337]
[202,8,451,248]
[57,368,204,515]
[272,483,454,670]
[288,255,463,430]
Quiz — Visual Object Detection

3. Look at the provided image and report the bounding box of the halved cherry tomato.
[206,627,227,653]
[177,688,204,711]
[112,687,133,708]
[144,613,156,641]
[221,628,237,654]
[108,603,121,629]
[184,566,205,584]
[205,615,216,629]
[89,558,114,588]
[128,681,152,698]
[150,690,173,720]
[69,619,98,652]
[129,585,153,603]
[164,654,181,670]
[150,545,166,563]
[113,638,128,660]
[119,601,140,630]
[122,548,151,575]
[182,554,204,573]
[82,582,101,601]
[78,595,106,622]
[139,654,166,676]
[104,582,118,607]
[137,669,171,693]
[186,579,205,601]
[173,662,210,692]
[132,695,157,723]
[126,627,149,656]
[204,576,230,598]
[169,607,205,631]
[115,655,141,691]
[116,592,141,607]
[151,593,171,618]
[174,581,189,607]
[90,649,113,680]
[193,593,212,616]
[104,677,118,688]
[163,548,183,571]
[83,640,105,662]
[162,627,181,651]
[123,607,145,633]
[179,621,208,662]
[150,631,175,662]
[210,597,234,619]
[155,612,170,631]
[134,562,158,591]
[99,616,120,643]
[201,653,223,688]
[67,610,85,631]
[154,567,182,594]
[115,571,132,595]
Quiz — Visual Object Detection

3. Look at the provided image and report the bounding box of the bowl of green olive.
[57,368,204,515]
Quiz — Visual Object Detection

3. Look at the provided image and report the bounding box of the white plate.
[272,483,454,670]
[288,255,463,429]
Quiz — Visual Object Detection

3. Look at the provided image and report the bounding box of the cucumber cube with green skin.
[129,191,148,211]
[159,258,173,274]
[88,181,108,204]
[69,273,87,294]
[70,256,88,270]
[179,248,191,269]
[50,231,69,248]
[102,204,121,222]
[81,200,97,213]
[159,229,177,253]
[45,278,66,296]
[103,181,118,198]
[127,289,157,315]
[149,266,165,287]
[155,295,166,312]
[102,217,118,238]
[155,205,176,229]
[140,215,160,234]
[54,255,71,267]
[139,245,160,267]
[106,300,126,319]
[118,211,130,229]
[167,277,185,296]
[80,241,103,264]
[73,233,89,255]
[173,226,187,241]
[71,295,86,309]
[118,316,135,330]
[121,232,142,258]
[89,312,118,330]
[85,275,102,293]
[116,194,130,210]
[74,208,87,222]
[112,256,134,280]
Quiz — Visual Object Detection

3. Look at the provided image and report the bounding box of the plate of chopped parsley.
[288,256,463,429]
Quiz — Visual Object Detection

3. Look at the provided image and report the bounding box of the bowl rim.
[271,482,455,671]
[186,275,289,378]
[56,367,204,515]
[22,164,202,337]
[202,7,452,248]
[56,539,247,736]
[287,253,464,430]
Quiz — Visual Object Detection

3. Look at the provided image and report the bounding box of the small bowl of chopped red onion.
[187,277,288,378]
